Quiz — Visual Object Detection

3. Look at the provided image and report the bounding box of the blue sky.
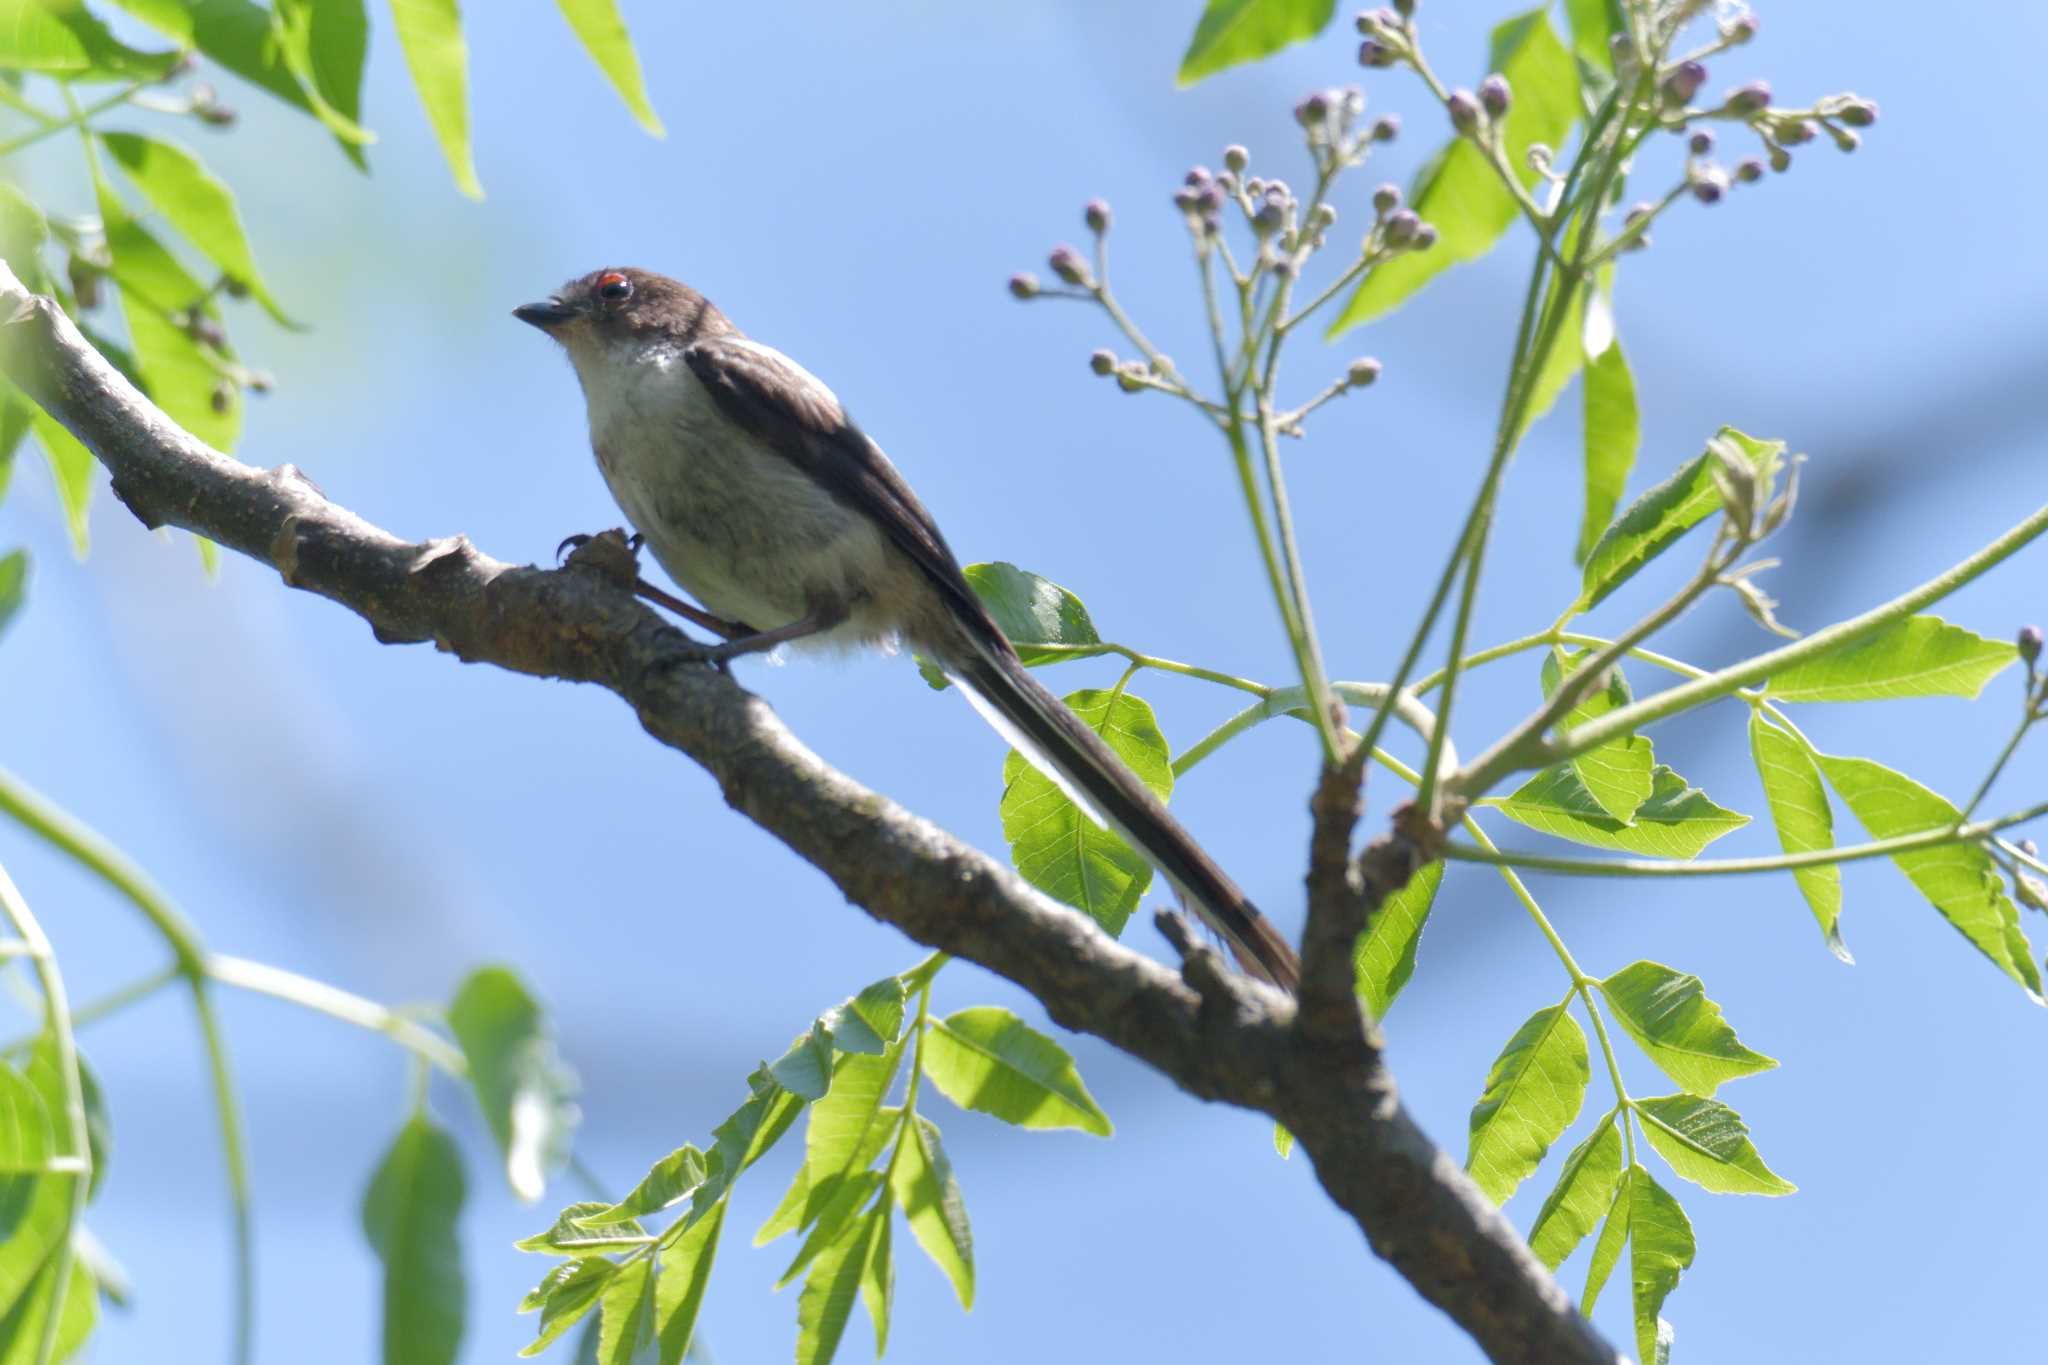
[5,2,2047,1361]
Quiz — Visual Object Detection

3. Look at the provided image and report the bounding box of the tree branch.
[0,261,1617,1365]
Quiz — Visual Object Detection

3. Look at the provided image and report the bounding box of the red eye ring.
[596,272,633,303]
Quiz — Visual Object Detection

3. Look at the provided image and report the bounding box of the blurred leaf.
[1,393,31,504]
[574,1148,708,1227]
[99,132,295,326]
[593,1257,656,1365]
[1175,0,1334,86]
[517,1258,615,1358]
[1273,1122,1293,1158]
[1465,1004,1588,1204]
[1575,428,1784,613]
[654,1198,722,1365]
[388,0,481,198]
[107,0,372,144]
[1528,1115,1623,1270]
[1578,336,1639,564]
[1816,753,2043,1000]
[1494,763,1747,857]
[0,1062,55,1175]
[0,183,49,281]
[1747,713,1848,961]
[1597,962,1776,1096]
[887,1114,972,1310]
[552,0,661,134]
[516,1204,647,1258]
[277,0,372,166]
[1767,615,2017,702]
[1000,687,1169,937]
[29,410,93,556]
[1626,1166,1694,1365]
[361,1113,466,1365]
[0,0,179,78]
[1521,279,1585,434]
[1353,858,1442,1017]
[448,966,579,1202]
[921,1007,1111,1136]
[18,1039,107,1204]
[1634,1094,1795,1196]
[69,1225,127,1309]
[0,1253,94,1365]
[1561,0,1623,73]
[1541,647,1653,823]
[0,551,26,642]
[1332,10,1577,332]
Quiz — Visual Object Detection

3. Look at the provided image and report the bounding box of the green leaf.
[1000,687,1169,936]
[448,966,579,1202]
[20,1036,107,1202]
[654,1197,722,1365]
[768,1024,835,1102]
[777,1169,883,1290]
[0,1061,54,1176]
[93,178,242,455]
[1273,1122,1294,1159]
[1521,279,1586,434]
[518,1258,616,1357]
[0,551,27,643]
[1627,1167,1695,1365]
[1495,763,1747,858]
[1331,10,1577,331]
[1747,712,1848,961]
[29,410,92,557]
[1597,962,1776,1096]
[1353,858,1442,1017]
[107,0,372,146]
[1579,336,1640,564]
[99,132,294,326]
[1175,0,1334,85]
[860,1193,894,1356]
[707,1067,803,1182]
[361,1114,466,1365]
[1466,1005,1589,1204]
[593,1257,656,1365]
[516,1204,648,1257]
[575,1147,708,1227]
[887,1114,973,1310]
[1,388,33,504]
[1634,1094,1795,1195]
[1766,614,2018,702]
[552,0,662,134]
[795,1207,874,1365]
[1561,0,1624,73]
[816,975,908,1057]
[276,0,372,165]
[0,0,179,78]
[389,0,481,198]
[1580,1165,1629,1313]
[805,1046,904,1203]
[956,562,1108,672]
[1541,647,1654,823]
[921,1007,1112,1136]
[1528,1115,1624,1270]
[1815,753,2044,999]
[0,1253,94,1365]
[1575,428,1785,612]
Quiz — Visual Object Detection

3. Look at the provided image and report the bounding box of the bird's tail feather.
[947,637,1300,992]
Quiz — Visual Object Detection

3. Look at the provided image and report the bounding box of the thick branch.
[0,262,1615,1365]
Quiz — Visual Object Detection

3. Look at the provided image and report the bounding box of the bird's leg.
[557,530,754,640]
[699,604,846,663]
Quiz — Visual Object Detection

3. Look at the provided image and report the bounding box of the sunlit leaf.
[388,0,481,197]
[795,1206,878,1365]
[1767,615,2017,702]
[1816,753,2043,999]
[1354,858,1442,1017]
[1597,961,1776,1096]
[1466,1005,1589,1204]
[1634,1094,1795,1196]
[99,132,294,326]
[361,1114,466,1365]
[1580,1164,1629,1314]
[29,411,92,556]
[0,1062,55,1175]
[593,1257,656,1365]
[1747,713,1847,961]
[0,0,178,78]
[517,1258,615,1358]
[448,966,579,1202]
[1575,428,1784,613]
[0,1253,95,1365]
[552,0,661,134]
[1626,1166,1694,1365]
[1495,764,1747,858]
[1000,687,1169,936]
[1528,1115,1624,1270]
[1579,336,1639,564]
[860,1192,894,1356]
[276,0,372,166]
[1175,0,1334,85]
[574,1147,708,1227]
[654,1197,722,1365]
[921,1007,1111,1136]
[1541,647,1653,823]
[516,1204,647,1258]
[0,551,25,642]
[107,0,372,145]
[1332,10,1577,331]
[887,1114,972,1310]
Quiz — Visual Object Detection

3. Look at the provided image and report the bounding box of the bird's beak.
[513,296,581,330]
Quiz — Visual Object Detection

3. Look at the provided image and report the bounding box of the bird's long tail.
[946,635,1300,992]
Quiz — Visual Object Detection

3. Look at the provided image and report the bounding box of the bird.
[514,266,1300,991]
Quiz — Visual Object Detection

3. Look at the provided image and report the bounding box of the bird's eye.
[596,272,633,303]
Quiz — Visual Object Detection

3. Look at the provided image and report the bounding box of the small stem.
[66,961,181,1031]
[0,78,152,158]
[1961,712,2035,820]
[207,955,469,1077]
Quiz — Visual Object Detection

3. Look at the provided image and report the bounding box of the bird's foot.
[556,527,641,591]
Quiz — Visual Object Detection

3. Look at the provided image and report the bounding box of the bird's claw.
[556,527,641,590]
